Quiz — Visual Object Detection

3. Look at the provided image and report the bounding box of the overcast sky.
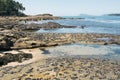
[16,0,120,16]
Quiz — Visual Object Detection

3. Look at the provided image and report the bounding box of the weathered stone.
[0,36,13,50]
[39,22,62,30]
[0,53,32,66]
[14,22,76,31]
[13,38,46,49]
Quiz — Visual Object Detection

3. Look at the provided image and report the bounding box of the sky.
[16,0,120,16]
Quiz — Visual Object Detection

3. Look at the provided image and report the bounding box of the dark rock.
[41,49,50,54]
[39,22,62,30]
[0,53,32,66]
[81,25,85,29]
[63,25,76,28]
[0,31,27,50]
[0,36,13,50]
[104,43,108,45]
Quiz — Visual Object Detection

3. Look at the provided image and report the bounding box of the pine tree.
[0,0,25,16]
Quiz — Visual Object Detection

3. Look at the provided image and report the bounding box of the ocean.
[27,15,120,60]
[34,15,120,35]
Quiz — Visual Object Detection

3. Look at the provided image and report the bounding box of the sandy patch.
[0,53,4,57]
[2,48,46,67]
[3,50,20,54]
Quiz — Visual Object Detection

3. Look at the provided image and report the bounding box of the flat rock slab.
[0,57,120,80]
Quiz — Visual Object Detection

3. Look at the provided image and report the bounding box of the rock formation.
[0,53,32,66]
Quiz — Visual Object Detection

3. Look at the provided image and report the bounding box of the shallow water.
[36,27,120,34]
[44,44,120,61]
[32,19,120,34]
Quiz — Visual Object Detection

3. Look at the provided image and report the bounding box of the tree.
[0,0,25,16]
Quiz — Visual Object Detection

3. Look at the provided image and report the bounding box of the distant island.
[107,14,120,16]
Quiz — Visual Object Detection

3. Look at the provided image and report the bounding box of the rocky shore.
[0,16,120,80]
[13,22,77,31]
[0,15,62,22]
[0,19,120,50]
[0,31,120,50]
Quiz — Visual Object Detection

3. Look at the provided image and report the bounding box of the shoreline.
[1,44,120,68]
[0,16,120,79]
[0,15,62,21]
[0,41,120,80]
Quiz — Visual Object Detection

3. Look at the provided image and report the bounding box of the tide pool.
[44,44,120,61]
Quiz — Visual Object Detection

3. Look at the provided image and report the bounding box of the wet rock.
[104,42,108,45]
[81,25,85,29]
[41,49,50,54]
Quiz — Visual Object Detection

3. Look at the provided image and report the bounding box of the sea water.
[35,15,120,34]
[28,15,120,60]
[43,44,120,61]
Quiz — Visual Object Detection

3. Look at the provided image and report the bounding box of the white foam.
[84,18,120,23]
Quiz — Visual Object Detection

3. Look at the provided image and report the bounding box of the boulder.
[0,40,8,50]
[0,31,26,50]
[0,53,32,66]
[0,36,13,50]
[39,22,62,30]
